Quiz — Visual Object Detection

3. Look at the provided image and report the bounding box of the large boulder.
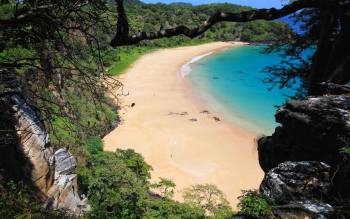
[258,95,350,171]
[258,95,350,200]
[260,161,331,204]
[260,161,335,219]
[272,201,335,219]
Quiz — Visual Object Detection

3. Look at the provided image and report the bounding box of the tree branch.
[111,0,335,46]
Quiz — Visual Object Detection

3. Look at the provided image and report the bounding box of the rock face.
[258,95,350,173]
[46,148,90,214]
[273,200,335,219]
[260,161,331,204]
[258,95,350,218]
[260,161,334,219]
[258,95,350,199]
[0,70,89,216]
[10,93,54,193]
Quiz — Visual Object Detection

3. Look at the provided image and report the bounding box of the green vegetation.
[107,39,212,76]
[104,2,291,76]
[340,147,350,157]
[237,190,274,218]
[108,47,155,76]
[151,177,176,199]
[78,148,206,218]
[0,181,65,219]
[183,184,234,218]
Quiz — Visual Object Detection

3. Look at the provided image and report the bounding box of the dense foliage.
[0,181,66,219]
[237,190,273,218]
[106,1,291,75]
[125,2,291,43]
[78,148,206,218]
[264,4,350,96]
[183,184,234,219]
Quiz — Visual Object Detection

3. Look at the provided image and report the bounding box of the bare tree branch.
[111,0,339,46]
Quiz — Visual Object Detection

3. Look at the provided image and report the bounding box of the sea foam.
[180,52,213,78]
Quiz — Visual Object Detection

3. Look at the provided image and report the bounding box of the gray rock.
[53,148,77,176]
[260,161,331,204]
[258,95,350,173]
[273,200,335,219]
[0,75,90,217]
[258,95,350,199]
[46,148,90,215]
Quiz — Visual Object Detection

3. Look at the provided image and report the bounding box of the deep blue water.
[187,45,297,134]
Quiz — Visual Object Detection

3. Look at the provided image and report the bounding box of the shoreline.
[103,42,264,208]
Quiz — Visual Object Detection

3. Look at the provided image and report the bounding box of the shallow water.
[187,45,297,135]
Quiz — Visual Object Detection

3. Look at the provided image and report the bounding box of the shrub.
[182,184,233,218]
[78,150,151,218]
[145,199,206,219]
[340,147,350,157]
[85,136,103,155]
[151,177,176,199]
[0,181,65,219]
[237,190,273,218]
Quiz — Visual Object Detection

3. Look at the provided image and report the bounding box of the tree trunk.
[326,16,350,84]
[307,11,334,95]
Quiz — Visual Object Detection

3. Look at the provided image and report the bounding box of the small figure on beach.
[131,102,135,107]
[189,118,198,122]
[200,110,210,114]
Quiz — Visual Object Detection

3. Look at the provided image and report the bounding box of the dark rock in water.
[260,161,331,204]
[258,95,350,173]
[212,76,219,79]
[273,200,335,219]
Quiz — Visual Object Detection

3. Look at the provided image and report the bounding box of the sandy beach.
[103,42,264,208]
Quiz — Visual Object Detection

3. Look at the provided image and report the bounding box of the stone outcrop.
[45,148,90,214]
[273,201,335,219]
[258,95,350,173]
[260,161,335,218]
[0,70,89,216]
[10,93,54,193]
[260,161,331,204]
[258,94,350,218]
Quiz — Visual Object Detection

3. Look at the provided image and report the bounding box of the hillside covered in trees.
[105,1,292,75]
[124,1,291,42]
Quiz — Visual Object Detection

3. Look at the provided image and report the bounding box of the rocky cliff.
[258,94,350,218]
[0,69,89,216]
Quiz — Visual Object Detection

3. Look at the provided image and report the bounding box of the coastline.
[103,42,264,208]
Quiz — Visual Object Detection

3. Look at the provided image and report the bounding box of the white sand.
[104,42,264,208]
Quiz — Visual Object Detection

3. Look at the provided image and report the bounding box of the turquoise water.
[187,45,296,135]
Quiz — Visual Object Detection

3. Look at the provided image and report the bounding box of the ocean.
[185,45,297,135]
